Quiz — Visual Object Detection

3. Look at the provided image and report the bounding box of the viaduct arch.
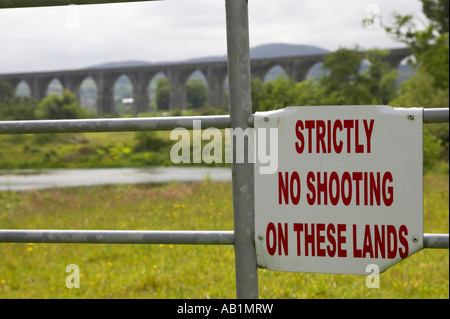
[0,48,411,114]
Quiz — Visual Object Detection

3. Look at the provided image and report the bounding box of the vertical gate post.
[225,0,259,299]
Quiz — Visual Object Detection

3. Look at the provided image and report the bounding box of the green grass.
[0,174,448,299]
[0,131,170,169]
[0,129,231,170]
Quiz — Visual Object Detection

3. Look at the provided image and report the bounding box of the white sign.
[254,105,424,275]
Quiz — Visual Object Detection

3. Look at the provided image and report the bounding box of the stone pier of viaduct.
[0,48,411,114]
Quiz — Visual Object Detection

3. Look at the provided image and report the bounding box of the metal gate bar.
[0,231,447,248]
[0,229,234,245]
[0,108,447,135]
[423,108,449,123]
[0,0,156,9]
[0,115,231,134]
[424,234,449,249]
[226,0,259,299]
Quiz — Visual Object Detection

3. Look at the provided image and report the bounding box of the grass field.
[0,130,231,170]
[0,131,172,169]
[0,174,448,299]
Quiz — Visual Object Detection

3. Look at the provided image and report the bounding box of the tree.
[390,72,449,108]
[0,97,37,120]
[0,78,37,120]
[187,78,207,109]
[380,0,449,165]
[362,49,398,104]
[389,71,449,163]
[155,77,169,110]
[35,90,88,119]
[319,47,364,91]
[422,0,448,34]
[250,47,399,111]
[382,0,449,89]
[318,48,373,105]
[251,77,264,111]
[0,78,13,102]
[318,47,396,105]
[257,75,299,111]
[293,79,325,106]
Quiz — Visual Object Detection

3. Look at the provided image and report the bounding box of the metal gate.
[0,0,448,299]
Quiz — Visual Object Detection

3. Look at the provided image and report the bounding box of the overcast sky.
[0,0,426,74]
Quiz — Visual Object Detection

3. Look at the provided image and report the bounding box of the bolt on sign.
[254,105,423,275]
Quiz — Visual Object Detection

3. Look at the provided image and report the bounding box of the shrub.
[35,90,89,120]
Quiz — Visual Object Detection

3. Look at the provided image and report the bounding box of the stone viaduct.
[0,47,411,114]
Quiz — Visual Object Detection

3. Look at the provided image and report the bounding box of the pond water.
[0,167,232,191]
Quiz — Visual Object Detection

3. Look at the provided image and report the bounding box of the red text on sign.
[264,222,409,259]
[278,170,394,206]
[295,119,375,154]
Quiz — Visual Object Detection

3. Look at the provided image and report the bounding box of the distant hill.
[250,43,329,59]
[85,43,330,69]
[84,60,153,70]
[186,43,329,63]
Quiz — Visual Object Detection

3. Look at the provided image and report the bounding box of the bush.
[133,131,171,152]
[35,90,89,120]
[187,78,207,109]
[0,96,37,121]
